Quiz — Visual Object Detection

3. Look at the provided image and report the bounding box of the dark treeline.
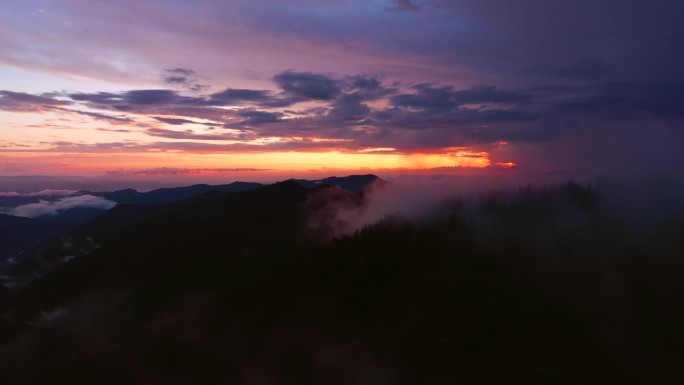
[0,180,682,384]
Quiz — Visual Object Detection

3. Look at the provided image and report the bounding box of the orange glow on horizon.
[497,162,518,169]
[0,148,492,178]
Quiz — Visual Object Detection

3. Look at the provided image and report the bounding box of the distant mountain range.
[0,174,384,274]
[0,214,67,265]
[293,174,386,193]
[90,181,264,205]
[86,174,383,205]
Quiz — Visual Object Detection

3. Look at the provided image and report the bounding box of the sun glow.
[497,162,518,169]
[0,148,492,178]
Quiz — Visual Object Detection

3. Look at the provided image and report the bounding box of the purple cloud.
[274,71,342,101]
[0,91,70,112]
[390,0,420,12]
[0,0,682,182]
[4,75,683,157]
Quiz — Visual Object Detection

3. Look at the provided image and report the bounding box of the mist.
[308,171,684,258]
[2,194,117,219]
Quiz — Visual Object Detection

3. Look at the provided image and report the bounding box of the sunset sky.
[1,0,683,190]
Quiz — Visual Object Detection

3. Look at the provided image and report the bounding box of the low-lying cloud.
[4,195,117,219]
[309,173,684,241]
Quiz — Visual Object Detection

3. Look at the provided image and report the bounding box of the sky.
[1,0,683,190]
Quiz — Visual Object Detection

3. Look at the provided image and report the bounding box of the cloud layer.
[2,71,683,180]
[2,194,117,219]
[0,0,683,182]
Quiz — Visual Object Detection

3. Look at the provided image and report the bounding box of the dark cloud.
[273,71,341,101]
[327,93,371,123]
[210,88,270,104]
[208,88,294,107]
[69,90,182,107]
[166,68,196,77]
[454,86,531,105]
[68,90,208,112]
[467,120,555,144]
[390,0,420,12]
[9,74,684,158]
[0,0,682,185]
[68,92,121,104]
[546,82,684,119]
[124,89,180,105]
[344,75,397,101]
[381,81,684,144]
[146,127,249,141]
[159,106,238,122]
[188,84,210,92]
[391,84,458,111]
[64,109,134,123]
[152,116,199,125]
[533,58,613,80]
[0,91,70,112]
[0,91,68,106]
[391,84,529,111]
[453,108,539,125]
[349,76,382,92]
[162,68,208,92]
[236,110,283,126]
[97,128,135,133]
[67,87,287,112]
[365,105,538,136]
[164,76,189,85]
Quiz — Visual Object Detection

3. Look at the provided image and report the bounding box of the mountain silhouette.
[0,214,69,264]
[1,179,682,384]
[293,174,384,193]
[6,180,313,314]
[0,176,386,286]
[100,181,264,205]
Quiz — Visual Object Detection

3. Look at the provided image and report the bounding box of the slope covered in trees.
[0,180,682,384]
